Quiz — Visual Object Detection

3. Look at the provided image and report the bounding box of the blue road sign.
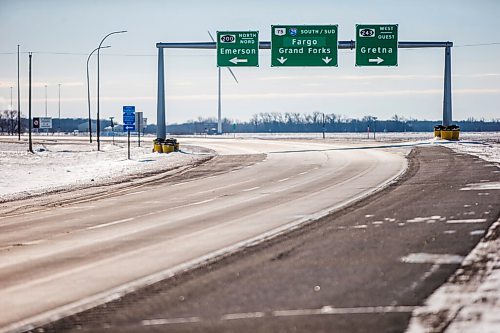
[123,106,136,131]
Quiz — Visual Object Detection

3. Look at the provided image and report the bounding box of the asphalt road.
[0,139,406,332]
[38,145,500,333]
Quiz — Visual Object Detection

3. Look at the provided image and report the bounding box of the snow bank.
[0,140,211,202]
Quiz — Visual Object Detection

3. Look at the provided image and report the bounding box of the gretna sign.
[355,24,398,66]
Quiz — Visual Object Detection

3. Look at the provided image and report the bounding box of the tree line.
[168,112,500,134]
[1,111,499,135]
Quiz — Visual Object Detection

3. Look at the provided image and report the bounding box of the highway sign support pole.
[218,67,222,134]
[443,46,452,126]
[28,53,33,154]
[155,40,454,138]
[127,130,131,160]
[157,47,166,140]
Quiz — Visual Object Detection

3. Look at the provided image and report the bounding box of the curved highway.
[0,138,406,332]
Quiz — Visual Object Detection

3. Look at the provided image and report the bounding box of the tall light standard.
[58,83,61,133]
[87,45,110,143]
[96,30,127,151]
[44,84,48,117]
[17,44,21,140]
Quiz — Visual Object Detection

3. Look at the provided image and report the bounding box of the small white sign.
[274,27,286,36]
[40,117,52,129]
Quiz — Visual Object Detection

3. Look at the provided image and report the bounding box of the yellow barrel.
[451,129,460,141]
[153,142,163,153]
[162,143,174,153]
[441,130,453,140]
[434,129,441,138]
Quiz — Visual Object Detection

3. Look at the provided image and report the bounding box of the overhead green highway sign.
[217,31,259,67]
[356,24,398,66]
[271,25,338,67]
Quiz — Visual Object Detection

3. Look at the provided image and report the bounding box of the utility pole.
[58,83,61,132]
[10,87,13,135]
[44,85,48,117]
[322,113,326,139]
[28,53,33,153]
[17,45,21,140]
[109,116,115,144]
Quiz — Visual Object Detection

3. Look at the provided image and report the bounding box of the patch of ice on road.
[401,253,464,265]
[470,230,486,236]
[461,182,500,191]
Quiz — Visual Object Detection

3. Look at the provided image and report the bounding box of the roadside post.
[135,111,143,147]
[110,116,115,144]
[123,106,136,160]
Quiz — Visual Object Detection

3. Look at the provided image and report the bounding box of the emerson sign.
[355,24,398,66]
[217,31,259,67]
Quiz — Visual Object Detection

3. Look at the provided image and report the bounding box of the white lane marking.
[221,312,265,320]
[297,171,309,175]
[86,218,134,230]
[142,317,201,326]
[190,179,253,196]
[372,221,384,225]
[352,225,367,229]
[446,219,487,224]
[171,181,192,187]
[478,193,490,196]
[401,253,464,265]
[443,230,456,234]
[460,182,500,191]
[141,306,417,326]
[177,198,216,209]
[62,205,96,210]
[365,214,374,218]
[123,190,147,196]
[242,186,260,192]
[470,229,486,236]
[277,177,290,182]
[407,216,445,223]
[273,305,417,317]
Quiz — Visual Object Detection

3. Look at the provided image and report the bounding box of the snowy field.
[0,137,210,202]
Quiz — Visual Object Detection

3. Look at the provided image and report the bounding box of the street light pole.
[44,84,47,117]
[96,30,127,151]
[17,44,21,140]
[87,45,110,143]
[58,83,61,133]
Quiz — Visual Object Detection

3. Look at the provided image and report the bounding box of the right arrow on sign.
[369,57,384,64]
[322,57,332,64]
[277,57,287,64]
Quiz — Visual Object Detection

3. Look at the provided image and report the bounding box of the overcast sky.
[0,0,499,124]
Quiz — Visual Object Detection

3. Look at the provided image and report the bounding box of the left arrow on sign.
[368,57,384,64]
[229,57,248,65]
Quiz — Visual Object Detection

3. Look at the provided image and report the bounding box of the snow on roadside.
[407,137,500,333]
[0,140,211,202]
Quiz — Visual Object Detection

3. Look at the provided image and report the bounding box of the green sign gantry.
[271,25,338,67]
[356,24,398,66]
[217,31,259,67]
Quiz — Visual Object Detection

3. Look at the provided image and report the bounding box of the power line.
[0,41,499,57]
